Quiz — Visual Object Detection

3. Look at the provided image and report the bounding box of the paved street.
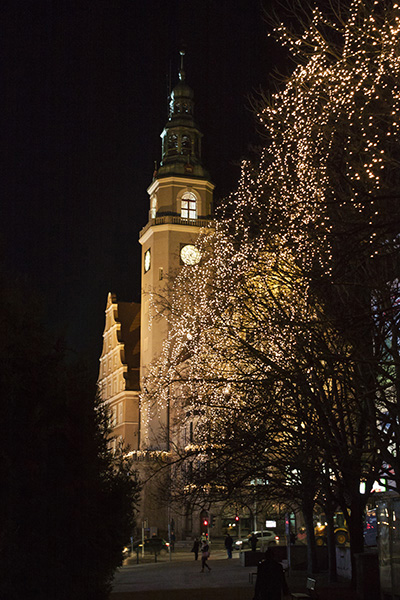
[111,548,357,600]
[112,550,252,599]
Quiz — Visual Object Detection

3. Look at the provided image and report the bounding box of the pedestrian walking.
[200,541,211,572]
[253,547,290,600]
[191,537,200,560]
[250,532,258,552]
[225,533,234,558]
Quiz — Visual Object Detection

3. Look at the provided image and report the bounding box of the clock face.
[180,244,201,265]
[144,249,151,272]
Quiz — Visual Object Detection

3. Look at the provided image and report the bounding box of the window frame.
[180,192,197,220]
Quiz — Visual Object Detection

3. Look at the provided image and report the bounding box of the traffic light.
[285,514,290,535]
[235,514,239,522]
[210,514,216,528]
[203,518,209,527]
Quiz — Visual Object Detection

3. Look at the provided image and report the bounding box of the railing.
[140,216,214,238]
[125,449,171,462]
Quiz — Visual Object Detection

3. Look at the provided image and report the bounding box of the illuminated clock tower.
[139,51,214,450]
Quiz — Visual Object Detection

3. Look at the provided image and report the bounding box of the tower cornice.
[139,216,214,244]
[147,175,215,197]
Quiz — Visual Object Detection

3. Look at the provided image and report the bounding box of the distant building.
[98,293,140,451]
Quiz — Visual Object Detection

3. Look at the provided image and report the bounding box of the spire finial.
[179,47,186,81]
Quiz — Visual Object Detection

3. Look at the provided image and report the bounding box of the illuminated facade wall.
[98,292,141,450]
[139,175,214,450]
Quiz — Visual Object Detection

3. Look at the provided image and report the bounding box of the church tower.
[139,51,214,450]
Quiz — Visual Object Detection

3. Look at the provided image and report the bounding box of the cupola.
[157,50,210,180]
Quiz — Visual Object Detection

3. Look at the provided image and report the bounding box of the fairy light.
[140,0,400,498]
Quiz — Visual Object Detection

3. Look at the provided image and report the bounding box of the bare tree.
[142,0,400,583]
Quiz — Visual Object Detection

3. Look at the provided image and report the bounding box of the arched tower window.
[181,134,191,155]
[150,196,157,219]
[181,192,197,220]
[167,134,178,155]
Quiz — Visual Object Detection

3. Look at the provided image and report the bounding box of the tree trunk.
[325,506,337,583]
[346,496,366,587]
[302,502,319,574]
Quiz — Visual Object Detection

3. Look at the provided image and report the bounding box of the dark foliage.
[0,269,140,600]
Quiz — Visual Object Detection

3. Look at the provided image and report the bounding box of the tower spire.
[157,48,209,180]
[179,48,186,82]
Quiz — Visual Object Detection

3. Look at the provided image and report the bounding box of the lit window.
[150,196,157,219]
[144,248,151,273]
[181,193,197,219]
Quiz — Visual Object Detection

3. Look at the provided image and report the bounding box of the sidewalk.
[111,551,357,600]
[287,570,356,600]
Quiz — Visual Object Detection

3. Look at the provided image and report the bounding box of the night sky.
[2,0,286,376]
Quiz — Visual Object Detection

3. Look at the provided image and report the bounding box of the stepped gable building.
[98,293,141,451]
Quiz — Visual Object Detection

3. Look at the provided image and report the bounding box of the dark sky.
[2,0,286,376]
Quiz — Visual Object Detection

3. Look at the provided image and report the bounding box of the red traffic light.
[235,515,239,522]
[203,519,209,526]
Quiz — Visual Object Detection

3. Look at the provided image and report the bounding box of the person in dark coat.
[191,537,200,560]
[200,541,211,572]
[253,548,290,600]
[225,533,234,558]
